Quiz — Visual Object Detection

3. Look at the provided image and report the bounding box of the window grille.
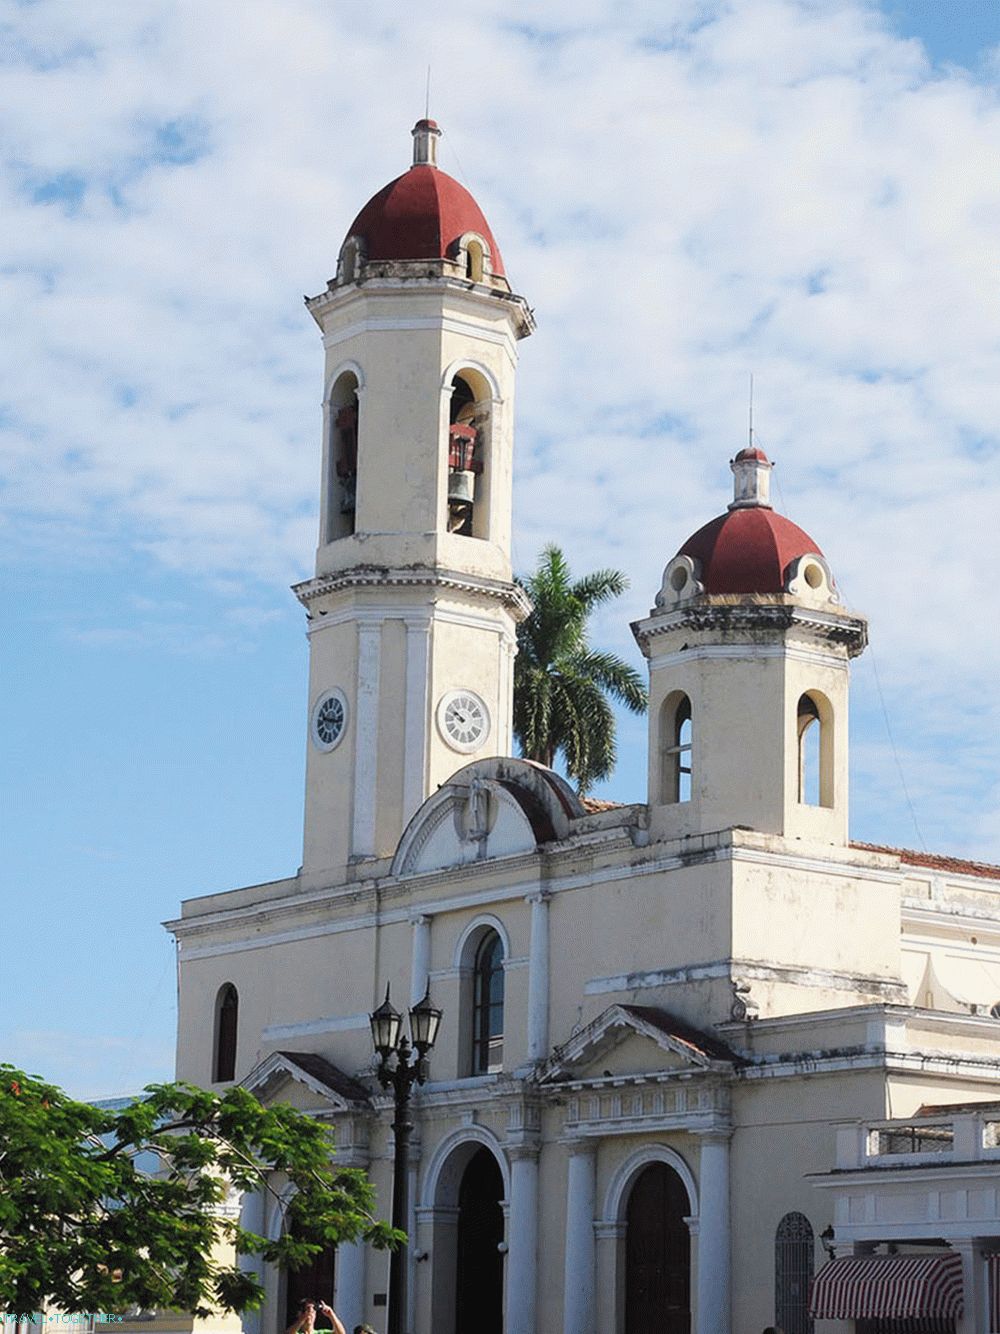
[775,1211,814,1334]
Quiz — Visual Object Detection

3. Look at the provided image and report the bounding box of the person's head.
[353,1325,377,1334]
[298,1300,316,1317]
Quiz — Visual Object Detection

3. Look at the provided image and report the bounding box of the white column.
[238,1189,265,1334]
[695,1132,731,1334]
[352,621,381,856]
[335,1239,366,1333]
[506,1146,539,1334]
[525,891,550,1063]
[562,1140,597,1334]
[402,618,431,822]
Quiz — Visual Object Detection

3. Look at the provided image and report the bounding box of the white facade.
[167,124,1000,1334]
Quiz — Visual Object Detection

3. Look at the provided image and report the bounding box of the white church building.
[165,120,1000,1334]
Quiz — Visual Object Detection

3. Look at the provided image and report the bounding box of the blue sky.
[2,0,999,1097]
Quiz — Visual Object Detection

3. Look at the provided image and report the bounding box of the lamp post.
[369,984,442,1334]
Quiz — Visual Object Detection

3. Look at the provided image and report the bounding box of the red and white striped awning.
[809,1251,964,1320]
[989,1253,1000,1334]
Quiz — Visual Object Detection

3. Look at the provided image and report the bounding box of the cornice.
[305,270,535,341]
[903,902,1000,933]
[292,564,532,620]
[737,1047,1000,1082]
[166,826,901,953]
[810,1160,1000,1187]
[632,598,868,658]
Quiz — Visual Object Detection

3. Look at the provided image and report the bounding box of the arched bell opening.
[327,370,360,541]
[659,691,693,805]
[446,367,492,540]
[797,690,834,808]
[624,1162,692,1334]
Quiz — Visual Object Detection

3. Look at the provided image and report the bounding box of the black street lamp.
[369,984,442,1334]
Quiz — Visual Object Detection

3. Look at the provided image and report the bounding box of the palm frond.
[514,543,642,793]
[570,648,648,713]
[570,568,630,611]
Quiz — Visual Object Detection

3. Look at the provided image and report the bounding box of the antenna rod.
[425,66,431,120]
[749,372,754,448]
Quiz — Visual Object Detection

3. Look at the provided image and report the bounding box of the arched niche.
[455,230,493,283]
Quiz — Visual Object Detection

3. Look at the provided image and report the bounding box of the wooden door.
[455,1148,504,1334]
[625,1163,691,1334]
[285,1242,336,1330]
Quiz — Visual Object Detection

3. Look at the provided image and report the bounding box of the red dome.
[678,507,823,595]
[345,165,506,277]
[733,445,769,462]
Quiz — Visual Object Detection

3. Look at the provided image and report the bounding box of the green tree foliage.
[0,1067,400,1318]
[513,545,647,792]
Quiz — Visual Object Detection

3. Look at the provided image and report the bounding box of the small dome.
[343,121,505,276]
[677,507,824,595]
[733,445,770,463]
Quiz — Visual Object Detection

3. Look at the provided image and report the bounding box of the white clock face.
[311,689,348,751]
[437,689,491,754]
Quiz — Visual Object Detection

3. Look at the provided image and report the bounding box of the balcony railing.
[836,1109,1000,1170]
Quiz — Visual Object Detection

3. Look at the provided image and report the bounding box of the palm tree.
[513,544,647,793]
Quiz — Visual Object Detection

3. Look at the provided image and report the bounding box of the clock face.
[437,689,491,754]
[311,689,348,751]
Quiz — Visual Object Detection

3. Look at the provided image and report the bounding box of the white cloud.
[1,0,998,856]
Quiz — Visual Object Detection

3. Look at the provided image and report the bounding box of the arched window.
[214,983,238,1083]
[447,369,491,539]
[327,370,360,540]
[797,691,832,807]
[471,930,504,1074]
[660,692,692,804]
[775,1211,814,1334]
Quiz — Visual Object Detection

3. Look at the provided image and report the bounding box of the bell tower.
[633,448,868,847]
[294,121,534,877]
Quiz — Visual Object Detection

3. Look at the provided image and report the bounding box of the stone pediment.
[391,757,583,877]
[241,1050,371,1112]
[537,1004,739,1086]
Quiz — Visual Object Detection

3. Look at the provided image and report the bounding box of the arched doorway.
[455,1147,504,1334]
[625,1162,691,1334]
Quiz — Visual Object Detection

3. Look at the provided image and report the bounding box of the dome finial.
[412,118,441,168]
[729,445,773,509]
